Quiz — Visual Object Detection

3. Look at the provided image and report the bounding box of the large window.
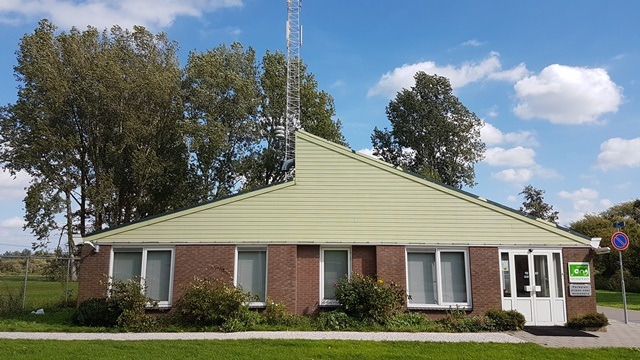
[406,249,470,308]
[235,247,267,307]
[320,248,351,306]
[111,248,174,307]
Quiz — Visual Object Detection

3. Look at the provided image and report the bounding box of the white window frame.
[320,247,352,306]
[405,248,471,310]
[109,247,175,308]
[234,246,268,308]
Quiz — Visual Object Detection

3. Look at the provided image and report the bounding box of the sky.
[0,0,638,252]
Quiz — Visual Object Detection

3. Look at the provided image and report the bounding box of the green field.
[0,340,637,360]
[596,290,640,310]
[0,275,77,311]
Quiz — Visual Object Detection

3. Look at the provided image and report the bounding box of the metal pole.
[619,250,628,324]
[22,257,30,310]
[65,257,71,302]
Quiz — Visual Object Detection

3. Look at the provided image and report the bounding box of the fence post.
[22,257,30,310]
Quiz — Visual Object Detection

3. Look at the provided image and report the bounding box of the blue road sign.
[611,231,630,251]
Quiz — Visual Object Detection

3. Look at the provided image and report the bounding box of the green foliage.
[108,278,159,331]
[315,311,354,330]
[570,200,640,285]
[173,276,252,328]
[371,72,484,189]
[262,298,289,325]
[566,312,609,329]
[72,297,120,327]
[334,273,407,324]
[484,309,526,331]
[519,185,559,224]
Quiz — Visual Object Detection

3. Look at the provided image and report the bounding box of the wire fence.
[0,255,80,312]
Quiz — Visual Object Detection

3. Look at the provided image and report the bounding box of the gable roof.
[86,130,590,247]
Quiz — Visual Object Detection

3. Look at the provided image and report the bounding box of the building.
[78,130,598,326]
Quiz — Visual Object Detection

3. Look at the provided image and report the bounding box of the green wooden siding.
[86,131,590,246]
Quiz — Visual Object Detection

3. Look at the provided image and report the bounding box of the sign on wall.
[568,262,590,283]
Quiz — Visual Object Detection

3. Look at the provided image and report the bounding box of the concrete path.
[0,306,638,348]
[510,306,640,348]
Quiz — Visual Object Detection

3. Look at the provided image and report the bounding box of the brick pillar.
[468,247,501,315]
[296,245,319,315]
[352,246,376,277]
[77,244,111,303]
[563,247,597,319]
[375,246,406,286]
[267,245,297,312]
[172,245,235,301]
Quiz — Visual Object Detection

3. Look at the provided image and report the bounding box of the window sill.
[319,300,340,307]
[407,304,471,311]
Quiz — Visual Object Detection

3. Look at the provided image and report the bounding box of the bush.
[108,278,159,331]
[567,312,609,329]
[173,276,252,328]
[316,311,353,330]
[72,297,121,327]
[263,298,289,325]
[484,309,526,331]
[334,273,407,324]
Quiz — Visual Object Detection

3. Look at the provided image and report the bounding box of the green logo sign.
[568,262,590,283]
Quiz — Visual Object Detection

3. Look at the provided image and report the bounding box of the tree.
[371,72,484,188]
[0,20,189,255]
[570,200,640,292]
[182,43,262,201]
[244,51,347,188]
[518,185,559,223]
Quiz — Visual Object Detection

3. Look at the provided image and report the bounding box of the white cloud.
[0,0,243,30]
[357,148,376,157]
[558,188,613,224]
[0,170,30,201]
[491,168,533,183]
[0,217,24,228]
[461,39,483,47]
[368,52,530,98]
[595,137,640,170]
[484,147,536,167]
[481,122,538,147]
[513,64,623,124]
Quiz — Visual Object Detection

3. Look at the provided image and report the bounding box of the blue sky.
[0,1,639,252]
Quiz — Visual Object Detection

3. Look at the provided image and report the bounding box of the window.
[320,248,351,306]
[235,247,267,307]
[111,248,174,308]
[406,249,470,308]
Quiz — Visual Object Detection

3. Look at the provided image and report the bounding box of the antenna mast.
[284,0,302,163]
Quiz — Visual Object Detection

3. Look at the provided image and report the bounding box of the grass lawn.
[0,275,77,310]
[596,290,640,311]
[0,340,637,360]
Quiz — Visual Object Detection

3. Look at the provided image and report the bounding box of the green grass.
[0,340,637,360]
[0,275,77,310]
[596,290,640,311]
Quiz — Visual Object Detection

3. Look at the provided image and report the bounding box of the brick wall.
[267,245,297,311]
[563,247,597,319]
[172,245,235,301]
[375,246,406,286]
[296,245,320,315]
[468,247,501,315]
[77,244,111,303]
[352,246,376,276]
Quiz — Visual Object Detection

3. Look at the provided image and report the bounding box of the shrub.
[0,292,22,317]
[72,297,121,327]
[316,311,353,330]
[567,312,609,329]
[484,309,526,331]
[334,273,407,324]
[173,276,252,328]
[108,278,159,331]
[263,298,288,325]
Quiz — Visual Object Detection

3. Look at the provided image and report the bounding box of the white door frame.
[499,249,566,326]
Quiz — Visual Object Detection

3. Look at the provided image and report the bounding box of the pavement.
[0,306,638,348]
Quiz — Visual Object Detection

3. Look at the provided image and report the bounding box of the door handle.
[524,285,532,292]
[535,285,541,292]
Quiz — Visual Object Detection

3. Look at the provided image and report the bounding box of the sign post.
[611,222,629,324]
